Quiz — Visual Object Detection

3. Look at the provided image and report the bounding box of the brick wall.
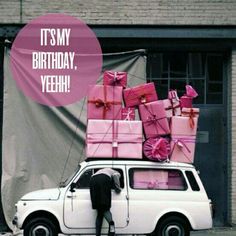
[231,50,236,225]
[0,0,236,25]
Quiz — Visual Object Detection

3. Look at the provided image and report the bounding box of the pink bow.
[168,90,179,102]
[151,138,169,159]
[186,85,198,98]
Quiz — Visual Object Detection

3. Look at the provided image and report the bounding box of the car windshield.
[59,165,81,187]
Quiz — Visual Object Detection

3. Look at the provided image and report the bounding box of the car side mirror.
[70,183,76,192]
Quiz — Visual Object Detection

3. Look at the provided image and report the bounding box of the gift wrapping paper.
[103,71,127,88]
[87,85,122,120]
[86,119,142,158]
[123,82,158,107]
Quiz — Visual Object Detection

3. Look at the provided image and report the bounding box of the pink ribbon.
[135,181,168,189]
[87,121,142,158]
[170,137,196,163]
[122,108,135,121]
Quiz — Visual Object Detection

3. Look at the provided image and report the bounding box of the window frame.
[128,167,188,191]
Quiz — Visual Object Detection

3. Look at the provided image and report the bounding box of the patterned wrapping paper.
[103,71,127,88]
[87,85,123,120]
[143,137,170,162]
[139,101,170,138]
[86,120,143,158]
[123,82,158,107]
[133,170,169,189]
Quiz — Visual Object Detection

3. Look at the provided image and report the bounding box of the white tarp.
[1,47,146,227]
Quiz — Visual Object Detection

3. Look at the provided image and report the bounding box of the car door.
[63,165,129,230]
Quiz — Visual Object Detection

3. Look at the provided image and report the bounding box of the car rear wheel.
[155,216,190,236]
[23,217,58,236]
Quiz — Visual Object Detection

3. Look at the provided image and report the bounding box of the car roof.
[82,158,195,169]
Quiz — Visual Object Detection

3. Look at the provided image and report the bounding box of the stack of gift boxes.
[86,71,199,164]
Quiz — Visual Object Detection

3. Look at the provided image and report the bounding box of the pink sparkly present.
[139,101,170,138]
[123,82,158,107]
[103,71,127,88]
[87,85,122,120]
[121,107,135,121]
[143,137,170,162]
[86,120,143,158]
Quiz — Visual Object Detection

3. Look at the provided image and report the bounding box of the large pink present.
[163,99,181,118]
[133,169,168,189]
[103,71,127,88]
[86,120,142,158]
[143,137,170,162]
[170,135,196,163]
[139,101,170,138]
[123,82,158,107]
[171,116,198,136]
[87,85,122,120]
[121,107,135,120]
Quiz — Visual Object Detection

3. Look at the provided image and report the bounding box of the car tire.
[155,216,190,236]
[23,217,58,236]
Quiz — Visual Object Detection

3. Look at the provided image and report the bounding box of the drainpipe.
[20,0,23,23]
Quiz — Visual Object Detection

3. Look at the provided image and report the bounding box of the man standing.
[89,168,121,236]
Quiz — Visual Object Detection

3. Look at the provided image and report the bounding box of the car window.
[185,171,200,191]
[76,168,124,189]
[129,168,187,191]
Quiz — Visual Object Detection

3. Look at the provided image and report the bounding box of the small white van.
[12,159,213,236]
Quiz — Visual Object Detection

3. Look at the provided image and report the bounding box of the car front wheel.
[23,217,58,236]
[155,216,190,236]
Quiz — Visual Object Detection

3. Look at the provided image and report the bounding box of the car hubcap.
[32,225,50,236]
[164,225,182,236]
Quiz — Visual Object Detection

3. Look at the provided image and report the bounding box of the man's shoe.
[108,221,115,236]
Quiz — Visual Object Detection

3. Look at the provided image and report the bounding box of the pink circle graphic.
[10,14,103,106]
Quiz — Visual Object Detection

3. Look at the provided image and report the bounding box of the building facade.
[0,0,236,230]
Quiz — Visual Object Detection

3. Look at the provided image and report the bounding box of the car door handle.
[67,195,76,199]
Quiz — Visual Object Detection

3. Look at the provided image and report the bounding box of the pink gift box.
[121,107,135,120]
[163,99,181,118]
[171,116,198,136]
[123,82,158,107]
[181,108,200,118]
[86,120,143,158]
[168,171,185,190]
[103,71,127,88]
[143,137,170,162]
[139,101,170,138]
[87,85,122,120]
[180,95,193,108]
[133,170,168,189]
[170,135,196,163]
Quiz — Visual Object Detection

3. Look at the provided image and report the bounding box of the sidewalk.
[1,227,236,235]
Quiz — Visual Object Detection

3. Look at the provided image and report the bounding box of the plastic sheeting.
[1,47,146,227]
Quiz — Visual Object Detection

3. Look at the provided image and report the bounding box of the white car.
[12,159,213,236]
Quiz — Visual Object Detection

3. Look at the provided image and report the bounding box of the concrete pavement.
[1,227,236,235]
